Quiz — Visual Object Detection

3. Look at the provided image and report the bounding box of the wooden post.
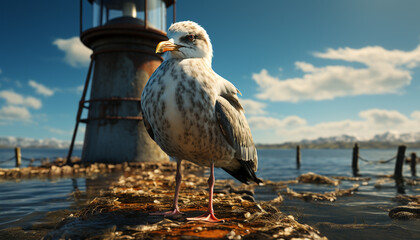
[410,152,417,177]
[352,143,359,176]
[394,145,406,194]
[394,145,406,179]
[296,145,301,169]
[15,147,21,167]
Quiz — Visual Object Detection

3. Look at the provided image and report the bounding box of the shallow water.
[251,148,420,240]
[0,148,419,239]
[0,148,82,230]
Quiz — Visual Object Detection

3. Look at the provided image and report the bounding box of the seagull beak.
[156,40,181,53]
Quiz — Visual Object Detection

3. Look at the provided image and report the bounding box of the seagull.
[141,21,262,222]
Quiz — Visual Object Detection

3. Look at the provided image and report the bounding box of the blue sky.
[0,0,419,144]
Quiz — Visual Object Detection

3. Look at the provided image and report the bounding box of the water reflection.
[0,171,124,231]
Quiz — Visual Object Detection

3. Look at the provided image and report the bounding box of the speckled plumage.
[141,21,260,184]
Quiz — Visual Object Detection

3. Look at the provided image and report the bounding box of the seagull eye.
[180,34,198,44]
[187,34,196,42]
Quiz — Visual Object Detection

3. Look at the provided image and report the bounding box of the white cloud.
[0,105,31,121]
[249,109,420,143]
[76,85,84,94]
[0,90,42,109]
[24,96,42,109]
[253,44,420,102]
[57,84,85,95]
[46,127,72,135]
[239,98,267,115]
[315,45,420,68]
[28,80,54,96]
[359,109,407,126]
[249,116,307,130]
[53,36,92,67]
[411,111,420,120]
[0,90,21,105]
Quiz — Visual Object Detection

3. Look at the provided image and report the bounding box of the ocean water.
[0,148,84,230]
[0,148,419,239]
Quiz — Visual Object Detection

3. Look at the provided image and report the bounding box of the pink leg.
[150,159,183,216]
[187,162,223,222]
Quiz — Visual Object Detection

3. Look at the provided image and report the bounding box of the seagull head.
[156,21,213,65]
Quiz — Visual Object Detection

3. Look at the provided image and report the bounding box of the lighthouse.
[67,0,176,163]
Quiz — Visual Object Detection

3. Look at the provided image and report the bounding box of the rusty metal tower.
[67,0,176,163]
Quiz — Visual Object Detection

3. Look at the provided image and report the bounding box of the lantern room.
[80,0,176,34]
[89,0,171,31]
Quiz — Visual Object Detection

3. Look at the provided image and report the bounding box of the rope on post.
[0,153,80,168]
[0,156,15,164]
[358,155,397,164]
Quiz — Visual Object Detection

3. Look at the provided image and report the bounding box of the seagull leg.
[187,161,223,222]
[150,159,183,216]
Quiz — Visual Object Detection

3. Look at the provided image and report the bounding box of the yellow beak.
[156,40,181,53]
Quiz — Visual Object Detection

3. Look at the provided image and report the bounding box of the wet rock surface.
[0,161,327,239]
[40,162,326,239]
[390,195,420,220]
[389,206,420,220]
[297,172,340,186]
[282,184,359,202]
[1,160,419,239]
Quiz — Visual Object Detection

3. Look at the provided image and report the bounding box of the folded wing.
[215,95,261,184]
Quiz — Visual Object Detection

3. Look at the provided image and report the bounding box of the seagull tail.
[222,159,263,185]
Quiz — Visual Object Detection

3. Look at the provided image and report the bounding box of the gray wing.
[215,96,258,172]
[140,103,155,141]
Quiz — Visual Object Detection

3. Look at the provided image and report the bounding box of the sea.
[0,148,419,239]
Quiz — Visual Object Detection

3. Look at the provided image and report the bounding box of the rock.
[392,195,420,205]
[20,168,31,176]
[98,163,106,169]
[62,166,73,175]
[241,195,256,202]
[50,166,61,176]
[297,172,340,186]
[283,184,359,202]
[389,206,420,220]
[269,195,284,204]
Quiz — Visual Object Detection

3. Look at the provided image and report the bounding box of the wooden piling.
[352,143,359,176]
[394,145,406,194]
[394,145,406,179]
[410,152,417,177]
[15,147,21,167]
[296,145,301,169]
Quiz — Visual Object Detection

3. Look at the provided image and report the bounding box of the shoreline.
[0,159,419,239]
[0,161,328,239]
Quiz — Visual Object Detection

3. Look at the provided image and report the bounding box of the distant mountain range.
[370,131,420,143]
[258,131,420,149]
[298,132,420,144]
[0,136,83,149]
[0,131,419,149]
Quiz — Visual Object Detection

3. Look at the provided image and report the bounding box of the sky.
[0,0,419,144]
